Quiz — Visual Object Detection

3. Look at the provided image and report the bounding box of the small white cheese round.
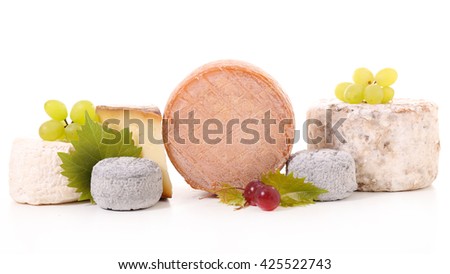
[91,157,162,211]
[9,138,80,205]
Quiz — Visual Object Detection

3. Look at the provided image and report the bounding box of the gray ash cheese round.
[287,149,357,201]
[91,157,163,211]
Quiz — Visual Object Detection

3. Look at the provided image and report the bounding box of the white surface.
[9,139,80,205]
[0,1,449,273]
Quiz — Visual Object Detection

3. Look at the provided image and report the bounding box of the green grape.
[70,100,96,125]
[335,82,352,102]
[39,120,65,141]
[364,84,384,104]
[344,84,364,104]
[375,68,397,87]
[44,100,68,121]
[65,123,82,141]
[381,86,395,103]
[353,68,374,86]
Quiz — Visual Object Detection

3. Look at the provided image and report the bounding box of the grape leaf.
[215,183,246,207]
[58,114,142,203]
[261,170,328,207]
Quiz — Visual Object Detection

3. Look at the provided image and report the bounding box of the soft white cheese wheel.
[307,99,440,191]
[9,139,81,205]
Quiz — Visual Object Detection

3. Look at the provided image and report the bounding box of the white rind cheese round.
[306,99,440,192]
[9,139,81,205]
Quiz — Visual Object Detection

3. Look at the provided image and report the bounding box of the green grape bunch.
[335,68,397,104]
[39,100,99,142]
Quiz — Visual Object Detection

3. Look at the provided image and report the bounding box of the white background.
[1,0,449,273]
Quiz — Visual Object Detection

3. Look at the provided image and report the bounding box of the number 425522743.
[260,259,331,270]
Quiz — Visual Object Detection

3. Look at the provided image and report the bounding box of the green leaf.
[58,114,142,203]
[261,170,328,207]
[215,183,246,207]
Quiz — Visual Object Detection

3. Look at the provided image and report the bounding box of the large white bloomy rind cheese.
[96,105,172,198]
[307,99,440,191]
[9,139,81,205]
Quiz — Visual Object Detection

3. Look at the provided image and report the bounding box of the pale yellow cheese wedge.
[96,105,172,198]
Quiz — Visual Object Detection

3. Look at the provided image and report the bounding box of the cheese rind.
[9,139,81,205]
[307,99,440,191]
[164,60,295,193]
[96,105,172,198]
[287,149,357,201]
[91,157,162,210]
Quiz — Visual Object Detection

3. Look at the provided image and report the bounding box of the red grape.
[244,180,264,206]
[255,185,280,211]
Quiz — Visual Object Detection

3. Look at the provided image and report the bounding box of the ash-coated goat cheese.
[96,105,172,199]
[307,99,440,191]
[9,139,80,205]
[287,149,357,201]
[91,157,162,211]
